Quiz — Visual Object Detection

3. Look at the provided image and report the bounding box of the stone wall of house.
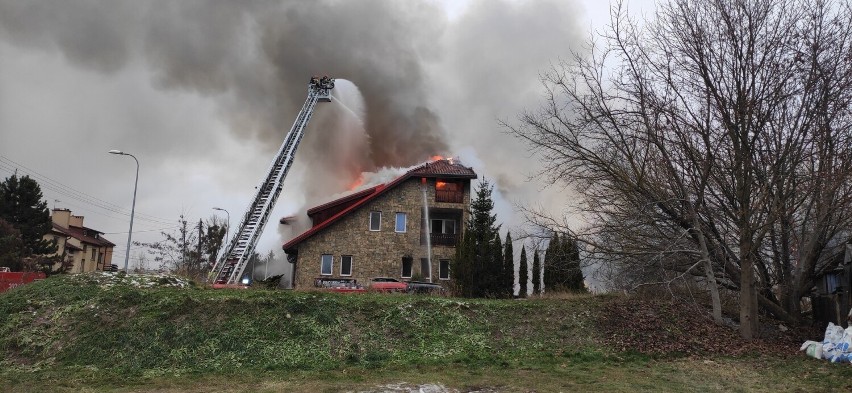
[291,176,471,289]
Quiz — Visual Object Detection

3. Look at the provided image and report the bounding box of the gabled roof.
[67,226,116,248]
[408,158,477,178]
[283,158,476,252]
[307,185,381,220]
[51,223,73,237]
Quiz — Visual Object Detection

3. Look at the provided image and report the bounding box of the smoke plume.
[0,0,586,248]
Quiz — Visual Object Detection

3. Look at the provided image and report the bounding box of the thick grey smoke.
[0,0,586,253]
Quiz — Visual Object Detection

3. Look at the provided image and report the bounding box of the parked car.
[406,281,445,294]
[369,277,408,292]
[314,277,366,293]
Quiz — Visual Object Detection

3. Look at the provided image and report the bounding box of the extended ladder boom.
[210,77,334,284]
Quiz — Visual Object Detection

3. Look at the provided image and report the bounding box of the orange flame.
[429,155,444,161]
[348,173,365,191]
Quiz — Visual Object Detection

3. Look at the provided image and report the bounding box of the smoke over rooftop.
[0,0,586,253]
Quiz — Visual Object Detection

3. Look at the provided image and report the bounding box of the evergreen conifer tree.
[564,234,586,292]
[518,245,528,298]
[490,232,503,297]
[0,175,56,258]
[452,179,501,297]
[543,232,560,291]
[452,229,474,297]
[532,249,541,295]
[503,232,514,297]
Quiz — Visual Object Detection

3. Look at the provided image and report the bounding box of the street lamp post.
[212,207,230,240]
[108,150,138,273]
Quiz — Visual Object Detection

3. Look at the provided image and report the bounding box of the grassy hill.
[1,272,851,392]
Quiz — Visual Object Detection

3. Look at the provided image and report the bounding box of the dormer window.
[435,180,463,203]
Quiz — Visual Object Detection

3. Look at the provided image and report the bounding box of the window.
[320,254,333,275]
[431,219,457,235]
[825,273,841,293]
[369,211,382,231]
[340,255,353,276]
[439,259,450,280]
[420,258,431,280]
[401,257,413,278]
[395,212,407,232]
[91,248,96,259]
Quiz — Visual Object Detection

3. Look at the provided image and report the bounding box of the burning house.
[283,158,477,289]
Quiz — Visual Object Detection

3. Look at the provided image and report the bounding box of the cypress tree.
[565,234,586,292]
[503,232,514,297]
[518,245,528,298]
[543,232,560,291]
[532,249,541,295]
[490,232,503,297]
[452,229,474,297]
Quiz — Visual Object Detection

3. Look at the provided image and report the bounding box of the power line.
[37,195,171,232]
[0,155,175,225]
[103,225,181,235]
[0,155,173,224]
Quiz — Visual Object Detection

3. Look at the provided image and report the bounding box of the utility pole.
[197,219,203,274]
[181,215,187,271]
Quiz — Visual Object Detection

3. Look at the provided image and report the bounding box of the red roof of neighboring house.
[51,223,73,237]
[283,159,476,252]
[67,226,116,248]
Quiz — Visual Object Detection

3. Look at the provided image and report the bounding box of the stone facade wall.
[292,177,471,289]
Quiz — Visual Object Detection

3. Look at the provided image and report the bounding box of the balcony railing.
[436,190,463,203]
[429,233,459,247]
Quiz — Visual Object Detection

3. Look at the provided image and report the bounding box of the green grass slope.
[0,273,601,376]
[2,273,852,392]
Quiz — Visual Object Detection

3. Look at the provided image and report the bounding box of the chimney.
[70,215,84,228]
[51,208,71,228]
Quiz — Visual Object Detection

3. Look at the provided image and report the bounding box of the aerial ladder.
[209,76,335,285]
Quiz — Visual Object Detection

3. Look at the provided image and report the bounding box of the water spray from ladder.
[421,177,432,282]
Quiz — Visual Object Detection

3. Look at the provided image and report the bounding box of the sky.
[0,0,655,276]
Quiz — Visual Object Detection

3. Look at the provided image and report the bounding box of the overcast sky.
[0,0,655,272]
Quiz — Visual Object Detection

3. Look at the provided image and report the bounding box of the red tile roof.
[67,226,116,248]
[283,159,476,252]
[51,223,73,237]
[408,159,477,178]
[307,185,381,217]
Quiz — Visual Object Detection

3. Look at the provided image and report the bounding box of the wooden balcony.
[436,190,463,203]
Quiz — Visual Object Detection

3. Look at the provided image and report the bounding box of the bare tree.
[509,0,852,339]
[135,214,226,281]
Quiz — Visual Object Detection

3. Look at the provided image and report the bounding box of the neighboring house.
[283,158,477,289]
[811,243,852,327]
[44,209,116,273]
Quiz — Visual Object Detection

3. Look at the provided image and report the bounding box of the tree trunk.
[739,233,759,339]
[694,217,723,325]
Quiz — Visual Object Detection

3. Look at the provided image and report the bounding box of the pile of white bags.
[801,322,852,363]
